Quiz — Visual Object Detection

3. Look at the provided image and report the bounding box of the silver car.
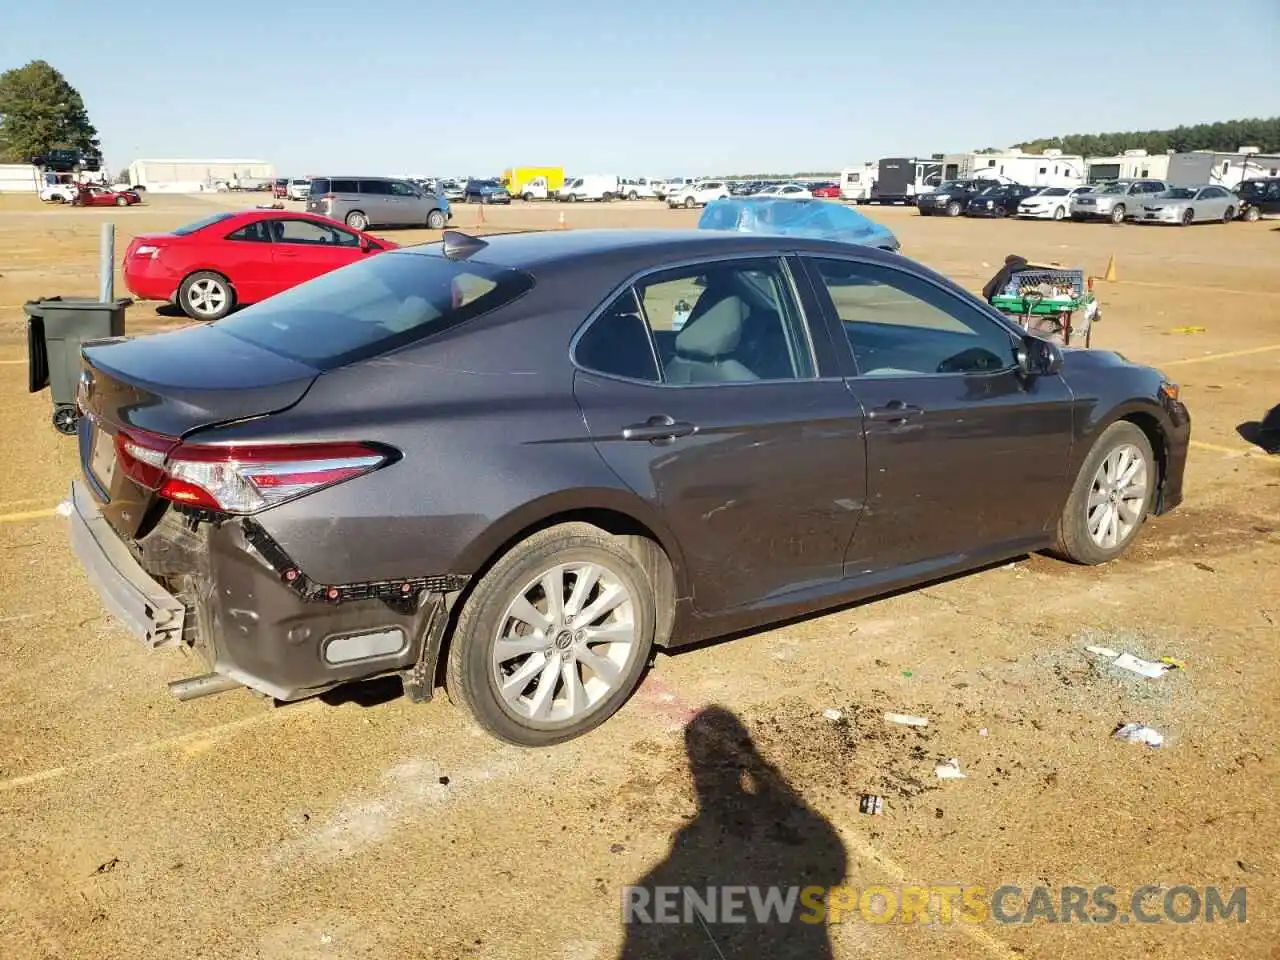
[306,176,451,231]
[1069,179,1169,224]
[1135,184,1239,225]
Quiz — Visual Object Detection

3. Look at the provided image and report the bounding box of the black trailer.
[871,157,941,205]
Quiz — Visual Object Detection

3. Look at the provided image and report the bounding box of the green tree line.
[1014,117,1280,156]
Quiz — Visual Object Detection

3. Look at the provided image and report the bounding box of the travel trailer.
[871,157,941,204]
[839,162,877,202]
[940,150,1084,187]
[1085,150,1171,184]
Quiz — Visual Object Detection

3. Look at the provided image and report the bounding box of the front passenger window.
[808,258,1016,377]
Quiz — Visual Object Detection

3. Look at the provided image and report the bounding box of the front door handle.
[622,415,697,442]
[867,400,924,422]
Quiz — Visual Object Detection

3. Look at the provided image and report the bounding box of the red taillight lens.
[116,431,391,514]
[158,440,390,514]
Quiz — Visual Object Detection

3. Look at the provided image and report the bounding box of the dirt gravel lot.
[0,193,1277,959]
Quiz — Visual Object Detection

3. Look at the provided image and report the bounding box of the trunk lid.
[78,324,319,538]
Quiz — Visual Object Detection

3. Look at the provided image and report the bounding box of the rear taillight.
[133,244,160,259]
[116,429,391,514]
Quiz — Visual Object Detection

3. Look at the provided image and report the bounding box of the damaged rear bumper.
[67,480,460,702]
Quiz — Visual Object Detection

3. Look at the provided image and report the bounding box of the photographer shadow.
[619,705,847,959]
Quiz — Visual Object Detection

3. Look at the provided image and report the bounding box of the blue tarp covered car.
[696,196,900,251]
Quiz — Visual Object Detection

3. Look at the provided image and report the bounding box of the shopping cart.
[988,265,1099,347]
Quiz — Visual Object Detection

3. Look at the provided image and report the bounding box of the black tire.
[627,190,638,201]
[1071,213,1085,221]
[1052,421,1156,565]
[1110,204,1126,225]
[1181,209,1194,226]
[345,211,369,231]
[426,209,446,229]
[1222,207,1234,224]
[993,205,1008,218]
[115,196,128,206]
[946,200,961,217]
[918,209,931,216]
[444,522,656,746]
[522,192,533,202]
[684,196,696,209]
[178,270,235,322]
[1053,206,1066,220]
[52,405,79,435]
[1243,206,1260,222]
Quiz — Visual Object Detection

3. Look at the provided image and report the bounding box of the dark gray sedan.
[67,229,1190,745]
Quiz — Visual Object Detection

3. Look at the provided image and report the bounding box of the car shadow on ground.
[617,705,847,959]
[1237,405,1280,454]
[154,303,186,318]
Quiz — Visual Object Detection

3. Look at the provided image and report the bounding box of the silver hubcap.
[491,562,637,724]
[1087,443,1148,549]
[188,278,227,316]
[350,216,366,229]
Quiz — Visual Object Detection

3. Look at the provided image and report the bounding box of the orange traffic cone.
[1102,254,1117,282]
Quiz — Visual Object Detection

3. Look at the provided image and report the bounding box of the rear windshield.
[172,212,236,235]
[211,251,535,371]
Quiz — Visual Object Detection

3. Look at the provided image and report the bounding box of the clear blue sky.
[5,0,1277,177]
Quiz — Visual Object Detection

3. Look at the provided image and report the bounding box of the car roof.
[392,228,904,271]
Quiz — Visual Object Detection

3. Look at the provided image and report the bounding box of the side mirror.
[1016,334,1063,377]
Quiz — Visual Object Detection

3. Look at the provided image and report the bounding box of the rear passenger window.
[331,179,359,193]
[360,180,391,195]
[226,221,271,242]
[574,288,660,383]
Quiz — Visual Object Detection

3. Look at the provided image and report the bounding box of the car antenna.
[441,229,489,261]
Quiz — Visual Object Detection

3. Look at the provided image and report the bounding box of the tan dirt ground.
[0,194,1277,960]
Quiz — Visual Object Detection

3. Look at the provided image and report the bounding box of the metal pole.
[99,222,114,302]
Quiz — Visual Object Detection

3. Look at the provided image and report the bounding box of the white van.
[557,175,620,202]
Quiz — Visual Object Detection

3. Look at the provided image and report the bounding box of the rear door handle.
[867,400,924,422]
[622,415,697,442]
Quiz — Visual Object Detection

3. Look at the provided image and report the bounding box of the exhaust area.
[168,673,243,701]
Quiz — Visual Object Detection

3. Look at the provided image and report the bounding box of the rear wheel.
[1110,204,1126,224]
[426,209,446,229]
[345,210,369,231]
[444,523,656,746]
[946,200,961,217]
[627,190,638,200]
[1181,208,1194,226]
[178,271,234,322]
[1052,421,1156,565]
[52,404,79,435]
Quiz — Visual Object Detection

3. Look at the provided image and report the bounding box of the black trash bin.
[25,296,131,435]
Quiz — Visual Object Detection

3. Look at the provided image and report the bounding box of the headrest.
[674,296,747,360]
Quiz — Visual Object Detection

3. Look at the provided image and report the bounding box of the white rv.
[1165,149,1280,190]
[840,162,877,202]
[1085,150,1171,184]
[941,150,1084,187]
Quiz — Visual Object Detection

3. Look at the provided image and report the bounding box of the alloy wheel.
[187,278,227,318]
[490,561,638,724]
[1086,443,1149,549]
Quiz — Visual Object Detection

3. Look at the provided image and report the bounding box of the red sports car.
[74,184,142,207]
[123,210,397,321]
[809,182,843,199]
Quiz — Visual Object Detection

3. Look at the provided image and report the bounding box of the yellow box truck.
[502,166,565,200]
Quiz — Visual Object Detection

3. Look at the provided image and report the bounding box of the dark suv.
[1236,178,1280,221]
[918,179,998,216]
[306,176,451,231]
[964,183,1041,218]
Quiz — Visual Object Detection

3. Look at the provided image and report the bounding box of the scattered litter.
[319,933,334,945]
[822,708,843,722]
[93,857,120,875]
[900,670,914,679]
[1170,325,1206,334]
[1193,561,1216,573]
[1085,645,1119,658]
[884,712,929,727]
[1161,657,1187,671]
[858,794,885,816]
[934,758,967,780]
[1113,723,1164,748]
[978,728,989,737]
[55,500,73,518]
[609,843,626,854]
[1111,653,1176,679]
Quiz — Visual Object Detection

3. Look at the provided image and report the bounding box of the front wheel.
[115,196,128,206]
[522,192,533,202]
[178,271,235,321]
[1053,205,1066,220]
[444,522,656,746]
[426,209,446,229]
[684,196,696,209]
[1110,204,1126,225]
[1243,206,1260,222]
[1222,206,1234,224]
[946,200,961,217]
[627,190,638,201]
[52,404,79,435]
[1052,421,1156,565]
[1181,208,1194,226]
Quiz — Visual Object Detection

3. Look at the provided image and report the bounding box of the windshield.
[212,251,535,371]
[1040,187,1069,196]
[1098,183,1129,195]
[171,212,235,236]
[1239,180,1268,197]
[1158,188,1196,200]
[977,185,1006,196]
[937,181,968,192]
[290,179,308,186]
